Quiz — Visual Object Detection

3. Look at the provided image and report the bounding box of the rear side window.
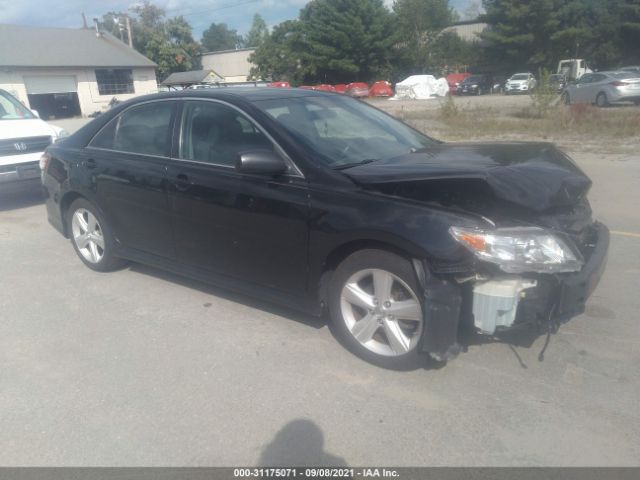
[90,101,175,157]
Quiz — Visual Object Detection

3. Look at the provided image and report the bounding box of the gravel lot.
[1,96,639,466]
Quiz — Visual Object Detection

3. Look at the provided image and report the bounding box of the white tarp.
[391,75,449,100]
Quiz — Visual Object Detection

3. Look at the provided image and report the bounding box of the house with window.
[0,24,158,119]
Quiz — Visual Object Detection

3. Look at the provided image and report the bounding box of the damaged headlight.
[450,226,583,273]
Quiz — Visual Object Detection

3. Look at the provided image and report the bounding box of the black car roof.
[132,87,326,105]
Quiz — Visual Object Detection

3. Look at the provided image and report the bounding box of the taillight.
[610,81,629,87]
[39,151,51,171]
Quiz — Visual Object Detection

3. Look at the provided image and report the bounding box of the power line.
[163,0,261,18]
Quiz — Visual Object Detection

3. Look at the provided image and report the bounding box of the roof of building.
[0,24,156,68]
[201,48,255,79]
[161,70,224,86]
[201,47,256,56]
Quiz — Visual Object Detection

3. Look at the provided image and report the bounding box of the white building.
[0,24,158,119]
[201,48,255,83]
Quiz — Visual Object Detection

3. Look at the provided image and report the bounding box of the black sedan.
[457,75,494,95]
[41,88,609,369]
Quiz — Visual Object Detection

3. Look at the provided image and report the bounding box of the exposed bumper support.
[414,222,609,362]
[414,260,463,362]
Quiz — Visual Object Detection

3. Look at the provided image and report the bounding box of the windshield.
[511,74,529,80]
[0,89,36,120]
[254,95,436,168]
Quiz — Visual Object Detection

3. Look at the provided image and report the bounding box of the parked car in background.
[557,59,592,81]
[268,81,290,88]
[504,73,537,94]
[457,74,493,95]
[369,81,394,97]
[314,84,337,92]
[1,89,67,186]
[41,88,609,369]
[562,71,640,107]
[334,84,348,94]
[490,75,508,94]
[548,74,567,93]
[620,66,640,74]
[445,73,470,95]
[346,82,370,97]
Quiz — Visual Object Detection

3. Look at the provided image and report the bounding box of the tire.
[596,92,608,108]
[561,92,570,105]
[328,249,426,370]
[66,198,126,272]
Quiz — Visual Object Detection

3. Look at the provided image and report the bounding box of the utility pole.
[126,15,133,48]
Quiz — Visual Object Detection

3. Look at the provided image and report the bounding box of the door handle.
[84,158,97,170]
[174,173,190,191]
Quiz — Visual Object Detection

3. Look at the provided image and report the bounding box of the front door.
[166,99,310,294]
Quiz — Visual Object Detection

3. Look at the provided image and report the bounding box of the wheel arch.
[59,191,85,237]
[316,237,425,312]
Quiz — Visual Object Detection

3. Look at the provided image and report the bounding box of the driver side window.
[179,101,274,167]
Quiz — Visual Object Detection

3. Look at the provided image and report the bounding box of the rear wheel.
[328,249,425,369]
[66,198,126,272]
[596,92,609,107]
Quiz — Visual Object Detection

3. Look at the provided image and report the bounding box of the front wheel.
[328,249,425,369]
[596,92,608,108]
[66,198,126,272]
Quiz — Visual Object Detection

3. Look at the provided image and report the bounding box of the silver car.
[562,71,640,107]
[504,73,537,94]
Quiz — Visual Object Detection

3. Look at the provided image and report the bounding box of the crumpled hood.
[343,142,592,212]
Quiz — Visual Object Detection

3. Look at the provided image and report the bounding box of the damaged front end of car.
[345,142,610,362]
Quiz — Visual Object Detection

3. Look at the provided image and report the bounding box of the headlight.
[450,226,583,273]
[472,84,478,88]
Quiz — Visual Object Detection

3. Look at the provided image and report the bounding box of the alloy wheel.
[339,268,423,357]
[71,208,105,264]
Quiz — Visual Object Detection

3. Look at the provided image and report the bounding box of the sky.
[0,0,475,39]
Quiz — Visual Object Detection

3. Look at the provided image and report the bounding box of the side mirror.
[236,150,287,175]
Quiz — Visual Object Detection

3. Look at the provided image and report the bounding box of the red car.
[369,80,393,97]
[268,81,290,88]
[446,73,470,95]
[314,84,337,92]
[333,84,348,94]
[346,82,369,97]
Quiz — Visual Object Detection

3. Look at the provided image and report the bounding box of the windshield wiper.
[333,159,379,170]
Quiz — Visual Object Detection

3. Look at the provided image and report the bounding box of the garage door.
[24,76,77,94]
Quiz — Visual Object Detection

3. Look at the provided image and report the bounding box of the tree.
[481,0,640,72]
[391,0,458,75]
[244,14,269,48]
[296,0,394,83]
[249,20,304,82]
[101,1,201,82]
[250,0,394,84]
[480,0,561,71]
[201,22,242,52]
[429,31,480,73]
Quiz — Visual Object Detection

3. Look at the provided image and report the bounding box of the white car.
[504,73,537,94]
[1,89,68,186]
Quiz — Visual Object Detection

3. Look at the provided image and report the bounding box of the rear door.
[166,99,310,294]
[86,100,177,258]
